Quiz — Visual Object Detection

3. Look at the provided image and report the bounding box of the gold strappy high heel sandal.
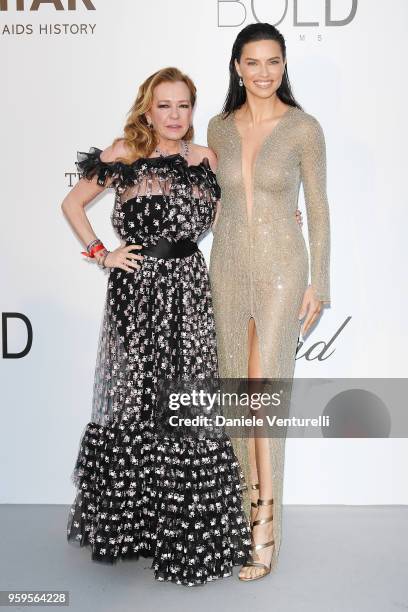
[239,497,274,581]
[250,483,259,526]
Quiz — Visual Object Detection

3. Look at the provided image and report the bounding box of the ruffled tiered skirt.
[67,237,252,585]
[67,415,251,586]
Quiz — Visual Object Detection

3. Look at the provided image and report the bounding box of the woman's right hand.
[103,244,144,272]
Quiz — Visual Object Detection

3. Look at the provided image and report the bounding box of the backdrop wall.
[1,0,407,504]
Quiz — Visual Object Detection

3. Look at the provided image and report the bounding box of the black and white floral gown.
[66,147,251,586]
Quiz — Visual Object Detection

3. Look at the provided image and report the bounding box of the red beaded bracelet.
[81,243,106,258]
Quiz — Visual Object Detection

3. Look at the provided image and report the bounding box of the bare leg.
[247,315,260,523]
[248,437,259,521]
[238,317,275,580]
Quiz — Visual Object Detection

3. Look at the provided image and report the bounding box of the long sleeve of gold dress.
[207,106,331,572]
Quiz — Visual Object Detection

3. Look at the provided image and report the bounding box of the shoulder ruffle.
[75,146,136,189]
[188,156,221,200]
[76,147,220,200]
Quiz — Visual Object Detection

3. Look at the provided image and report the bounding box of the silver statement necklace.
[154,139,189,160]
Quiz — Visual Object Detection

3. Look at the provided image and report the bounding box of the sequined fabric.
[66,148,251,586]
[207,107,331,571]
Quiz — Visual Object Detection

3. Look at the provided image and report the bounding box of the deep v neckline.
[230,105,296,226]
[231,104,295,162]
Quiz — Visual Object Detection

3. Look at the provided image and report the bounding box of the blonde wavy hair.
[112,67,197,163]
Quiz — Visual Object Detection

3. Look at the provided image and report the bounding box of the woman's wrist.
[308,283,330,304]
[81,238,110,268]
[95,248,110,268]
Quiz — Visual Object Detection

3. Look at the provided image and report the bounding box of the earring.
[239,77,243,87]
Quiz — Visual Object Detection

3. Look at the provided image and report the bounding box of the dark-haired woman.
[61,67,252,586]
[207,23,331,581]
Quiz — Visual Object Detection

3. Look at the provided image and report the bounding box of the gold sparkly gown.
[207,106,331,571]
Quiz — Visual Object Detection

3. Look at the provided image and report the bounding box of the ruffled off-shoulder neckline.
[130,152,213,172]
[79,146,214,172]
[75,146,220,199]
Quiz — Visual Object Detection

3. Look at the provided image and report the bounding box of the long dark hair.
[222,23,302,117]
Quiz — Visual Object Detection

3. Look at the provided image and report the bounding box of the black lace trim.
[75,146,221,200]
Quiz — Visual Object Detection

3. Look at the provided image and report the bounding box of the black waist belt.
[137,237,199,259]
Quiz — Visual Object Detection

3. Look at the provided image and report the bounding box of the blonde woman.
[61,67,252,587]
